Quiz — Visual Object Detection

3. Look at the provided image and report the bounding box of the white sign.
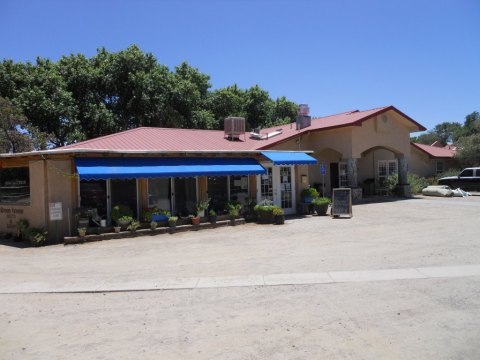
[49,202,63,221]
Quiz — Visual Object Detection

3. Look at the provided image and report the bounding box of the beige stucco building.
[0,105,432,242]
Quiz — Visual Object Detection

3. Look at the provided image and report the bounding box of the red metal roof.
[58,105,425,152]
[411,142,456,158]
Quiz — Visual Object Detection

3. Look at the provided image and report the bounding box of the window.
[460,169,473,177]
[230,175,249,205]
[147,178,171,211]
[79,180,107,218]
[436,161,444,175]
[0,167,30,205]
[377,160,398,189]
[260,167,273,202]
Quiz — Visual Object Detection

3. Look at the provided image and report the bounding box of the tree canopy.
[411,111,480,167]
[0,45,298,149]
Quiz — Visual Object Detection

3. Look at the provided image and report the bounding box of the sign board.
[49,202,63,221]
[320,161,326,175]
[331,188,352,218]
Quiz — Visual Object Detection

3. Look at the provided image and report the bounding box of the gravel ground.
[1,195,479,359]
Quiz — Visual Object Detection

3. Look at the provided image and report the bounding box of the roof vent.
[296,104,311,130]
[224,117,246,141]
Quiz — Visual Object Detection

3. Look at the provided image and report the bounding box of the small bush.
[407,173,430,194]
[301,186,319,199]
[313,197,331,205]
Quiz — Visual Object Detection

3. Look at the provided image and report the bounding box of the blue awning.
[75,157,266,180]
[261,151,318,165]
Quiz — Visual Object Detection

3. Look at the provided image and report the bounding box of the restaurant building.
[0,105,426,240]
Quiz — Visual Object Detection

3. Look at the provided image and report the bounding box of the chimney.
[296,104,311,130]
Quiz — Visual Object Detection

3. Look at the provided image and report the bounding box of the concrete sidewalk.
[2,264,480,294]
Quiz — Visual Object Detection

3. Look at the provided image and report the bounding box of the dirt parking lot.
[1,196,479,359]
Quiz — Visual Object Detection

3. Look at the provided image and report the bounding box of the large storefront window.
[147,178,171,211]
[0,167,30,205]
[230,175,249,205]
[79,180,107,219]
[111,179,138,218]
[207,176,228,213]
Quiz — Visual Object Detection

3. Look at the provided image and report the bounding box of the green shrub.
[301,186,319,199]
[407,173,430,194]
[313,197,331,205]
[127,220,140,232]
[28,228,48,247]
[227,201,242,217]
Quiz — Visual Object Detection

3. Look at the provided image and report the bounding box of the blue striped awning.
[75,157,266,180]
[261,151,317,165]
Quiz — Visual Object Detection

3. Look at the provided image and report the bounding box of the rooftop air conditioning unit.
[224,117,246,141]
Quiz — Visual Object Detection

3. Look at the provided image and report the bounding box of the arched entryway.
[358,146,407,196]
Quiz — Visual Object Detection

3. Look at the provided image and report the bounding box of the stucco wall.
[352,111,412,158]
[0,160,46,236]
[46,159,76,240]
[409,147,459,178]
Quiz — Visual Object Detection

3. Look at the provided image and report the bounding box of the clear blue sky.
[1,0,479,132]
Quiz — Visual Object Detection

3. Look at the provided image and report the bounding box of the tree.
[0,97,33,153]
[243,85,275,130]
[455,133,480,167]
[411,121,462,146]
[0,45,297,147]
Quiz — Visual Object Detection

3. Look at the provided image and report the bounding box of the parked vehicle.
[438,167,480,191]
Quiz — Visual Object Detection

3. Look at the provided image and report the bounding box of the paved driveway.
[1,196,479,359]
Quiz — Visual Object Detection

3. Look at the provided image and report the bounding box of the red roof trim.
[411,142,455,159]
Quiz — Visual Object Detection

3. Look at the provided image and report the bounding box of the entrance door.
[110,179,138,220]
[257,165,296,215]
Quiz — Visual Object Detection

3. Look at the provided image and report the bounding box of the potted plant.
[117,215,133,227]
[75,208,90,228]
[127,220,140,232]
[272,206,285,225]
[254,200,275,224]
[28,228,48,247]
[301,186,319,203]
[114,226,121,233]
[111,205,133,225]
[196,198,210,218]
[77,227,87,237]
[190,214,201,225]
[208,209,217,224]
[313,197,331,216]
[150,221,158,230]
[143,207,170,222]
[227,202,242,225]
[168,216,178,228]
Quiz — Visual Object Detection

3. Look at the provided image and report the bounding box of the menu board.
[331,188,352,218]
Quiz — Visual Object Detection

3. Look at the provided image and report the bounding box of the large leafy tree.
[455,133,480,167]
[0,97,33,153]
[411,121,463,146]
[0,45,297,147]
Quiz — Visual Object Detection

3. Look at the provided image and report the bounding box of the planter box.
[257,211,274,224]
[151,214,169,222]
